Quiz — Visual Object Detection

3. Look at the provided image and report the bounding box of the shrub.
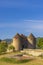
[8,45,15,52]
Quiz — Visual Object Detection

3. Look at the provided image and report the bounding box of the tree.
[0,41,8,54]
[8,45,15,52]
[37,38,43,49]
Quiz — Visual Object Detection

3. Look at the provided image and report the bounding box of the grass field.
[0,52,43,65]
[0,57,43,65]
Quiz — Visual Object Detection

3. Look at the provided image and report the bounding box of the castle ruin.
[12,33,36,51]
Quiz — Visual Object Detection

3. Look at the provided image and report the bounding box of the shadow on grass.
[0,57,34,64]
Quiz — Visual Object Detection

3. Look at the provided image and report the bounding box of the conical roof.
[13,33,21,39]
[28,33,36,39]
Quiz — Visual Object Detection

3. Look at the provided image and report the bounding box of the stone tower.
[12,33,22,51]
[12,33,36,51]
[27,33,36,49]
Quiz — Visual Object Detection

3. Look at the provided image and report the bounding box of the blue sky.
[0,0,43,39]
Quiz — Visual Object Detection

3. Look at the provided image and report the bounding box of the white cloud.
[0,21,26,28]
[0,20,43,38]
[32,25,43,29]
[23,20,43,34]
[0,0,30,8]
[0,0,43,8]
[0,20,43,31]
[24,20,43,23]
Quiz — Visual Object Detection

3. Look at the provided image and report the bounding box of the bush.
[8,45,15,52]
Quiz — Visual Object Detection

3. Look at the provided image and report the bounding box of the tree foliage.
[37,38,43,49]
[0,41,8,54]
[8,45,15,51]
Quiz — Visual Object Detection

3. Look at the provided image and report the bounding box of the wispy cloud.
[0,21,26,28]
[24,20,43,23]
[32,24,43,29]
[0,0,29,8]
[0,20,43,30]
[23,20,43,34]
[0,0,43,8]
[0,20,43,38]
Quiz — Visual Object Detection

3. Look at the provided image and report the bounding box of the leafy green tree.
[37,38,43,49]
[0,41,8,54]
[8,45,15,52]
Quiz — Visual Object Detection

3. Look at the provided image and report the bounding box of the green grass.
[0,57,43,65]
[0,51,43,65]
[0,57,29,64]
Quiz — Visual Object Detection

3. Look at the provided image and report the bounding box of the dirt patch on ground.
[7,54,34,60]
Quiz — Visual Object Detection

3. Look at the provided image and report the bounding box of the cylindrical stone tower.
[12,33,22,51]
